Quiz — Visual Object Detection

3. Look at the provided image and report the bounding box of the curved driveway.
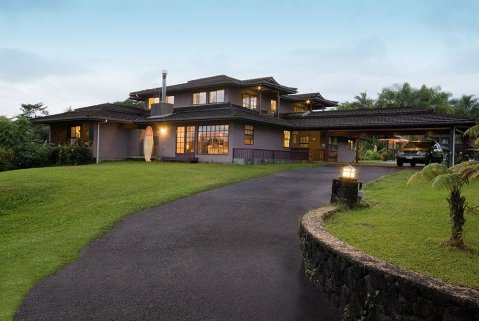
[16,166,400,321]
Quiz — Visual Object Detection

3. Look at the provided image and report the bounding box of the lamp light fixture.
[341,165,357,180]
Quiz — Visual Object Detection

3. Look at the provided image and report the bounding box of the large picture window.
[198,125,229,155]
[193,92,207,105]
[283,130,291,148]
[244,125,254,145]
[242,94,257,110]
[209,90,225,104]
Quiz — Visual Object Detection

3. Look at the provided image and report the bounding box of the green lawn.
[325,170,479,289]
[0,161,311,320]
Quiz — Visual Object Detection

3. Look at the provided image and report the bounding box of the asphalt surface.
[15,165,401,321]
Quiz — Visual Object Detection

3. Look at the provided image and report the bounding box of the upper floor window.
[147,96,174,109]
[270,99,277,112]
[166,96,174,105]
[244,125,254,145]
[209,90,225,104]
[242,94,257,110]
[147,97,159,109]
[293,104,307,113]
[193,92,207,105]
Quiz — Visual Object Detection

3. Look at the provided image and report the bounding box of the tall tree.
[19,103,49,119]
[352,91,374,108]
[113,99,146,109]
[450,95,479,121]
[375,83,452,113]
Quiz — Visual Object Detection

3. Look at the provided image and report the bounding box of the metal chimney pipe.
[161,70,167,103]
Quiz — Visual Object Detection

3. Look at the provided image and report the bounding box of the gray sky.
[1,0,478,117]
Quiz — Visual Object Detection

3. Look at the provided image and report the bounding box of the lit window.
[198,125,229,155]
[292,131,298,144]
[300,136,309,148]
[166,96,175,105]
[244,125,254,145]
[176,126,195,154]
[209,90,225,104]
[193,92,207,105]
[347,139,354,150]
[271,99,277,112]
[293,104,307,113]
[147,97,160,109]
[70,126,81,139]
[242,93,257,110]
[283,130,291,148]
[176,126,185,154]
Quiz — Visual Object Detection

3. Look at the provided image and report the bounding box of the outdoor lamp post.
[342,165,356,180]
[331,165,363,208]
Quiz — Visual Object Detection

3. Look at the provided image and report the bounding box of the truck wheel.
[397,161,403,167]
[410,162,416,167]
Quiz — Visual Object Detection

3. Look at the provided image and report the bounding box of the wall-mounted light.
[306,99,311,104]
[257,85,262,91]
[341,165,357,180]
[159,127,167,135]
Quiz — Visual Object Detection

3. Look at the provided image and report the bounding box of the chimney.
[161,70,167,103]
[150,69,173,117]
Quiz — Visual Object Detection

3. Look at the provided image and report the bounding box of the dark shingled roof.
[31,103,148,123]
[135,103,293,127]
[129,75,298,99]
[286,107,476,129]
[282,92,338,108]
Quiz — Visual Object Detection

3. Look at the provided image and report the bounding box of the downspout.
[96,119,108,164]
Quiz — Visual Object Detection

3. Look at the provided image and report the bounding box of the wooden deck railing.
[233,148,309,161]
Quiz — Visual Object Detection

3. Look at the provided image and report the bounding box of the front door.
[176,126,196,156]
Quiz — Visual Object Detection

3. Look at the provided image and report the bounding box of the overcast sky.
[1,0,478,117]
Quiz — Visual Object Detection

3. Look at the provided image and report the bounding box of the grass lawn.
[325,170,479,289]
[0,161,312,320]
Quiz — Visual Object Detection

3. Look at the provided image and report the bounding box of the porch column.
[96,122,101,164]
[324,130,329,162]
[449,126,456,166]
[355,139,360,163]
[277,91,281,119]
[258,88,262,114]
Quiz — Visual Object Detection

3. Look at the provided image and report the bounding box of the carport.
[286,107,476,166]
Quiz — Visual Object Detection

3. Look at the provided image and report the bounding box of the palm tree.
[450,95,479,121]
[408,162,479,248]
[465,124,479,147]
[352,92,374,108]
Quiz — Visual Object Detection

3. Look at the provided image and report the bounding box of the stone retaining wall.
[299,205,479,321]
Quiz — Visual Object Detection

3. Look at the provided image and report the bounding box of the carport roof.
[286,107,476,130]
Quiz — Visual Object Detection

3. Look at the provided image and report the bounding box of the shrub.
[0,147,14,172]
[55,144,94,165]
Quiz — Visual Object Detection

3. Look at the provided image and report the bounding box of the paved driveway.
[15,166,401,321]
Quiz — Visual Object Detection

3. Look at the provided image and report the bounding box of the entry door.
[176,126,196,155]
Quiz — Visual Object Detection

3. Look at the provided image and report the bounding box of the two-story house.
[33,74,475,165]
